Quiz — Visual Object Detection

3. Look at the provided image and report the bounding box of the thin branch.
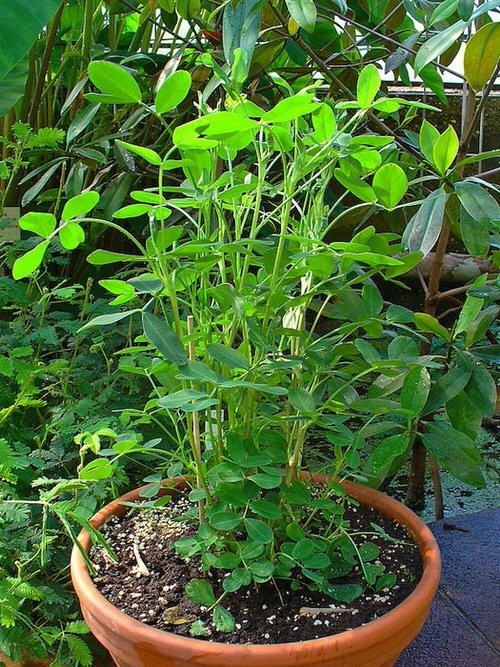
[461,63,500,151]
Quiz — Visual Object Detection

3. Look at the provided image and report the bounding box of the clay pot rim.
[71,476,440,654]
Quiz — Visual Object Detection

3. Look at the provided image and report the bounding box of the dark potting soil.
[91,493,422,645]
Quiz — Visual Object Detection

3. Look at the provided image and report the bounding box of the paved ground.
[397,509,500,667]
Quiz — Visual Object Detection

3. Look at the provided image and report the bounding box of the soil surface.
[91,494,421,644]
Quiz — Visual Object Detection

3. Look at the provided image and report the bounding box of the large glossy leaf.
[464,23,500,91]
[446,391,482,440]
[400,366,431,415]
[422,421,485,488]
[87,61,141,104]
[0,58,29,116]
[356,64,381,109]
[12,241,49,280]
[414,20,466,74]
[422,367,471,415]
[155,71,192,114]
[432,125,459,175]
[403,189,447,257]
[0,0,60,79]
[284,0,317,33]
[373,163,408,209]
[455,181,500,225]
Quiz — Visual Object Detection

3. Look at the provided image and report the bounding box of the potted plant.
[13,63,440,666]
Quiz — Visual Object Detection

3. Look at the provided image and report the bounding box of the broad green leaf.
[373,163,408,209]
[155,71,192,114]
[432,125,459,175]
[88,61,141,104]
[177,360,220,384]
[455,181,500,223]
[99,279,135,296]
[464,363,496,417]
[142,312,188,366]
[356,64,381,109]
[59,223,85,250]
[0,1,60,80]
[12,240,49,279]
[312,104,336,141]
[206,343,249,369]
[422,366,471,415]
[414,313,450,341]
[209,511,242,531]
[464,23,500,91]
[455,275,486,336]
[422,422,485,488]
[113,204,152,219]
[263,94,320,122]
[216,482,248,507]
[334,169,376,202]
[212,606,236,633]
[400,366,431,415]
[446,391,482,440]
[403,189,447,257]
[465,305,499,348]
[250,500,282,520]
[62,192,100,220]
[223,0,264,71]
[176,0,201,19]
[0,58,29,117]
[419,120,440,164]
[115,140,162,166]
[19,212,56,238]
[248,473,282,489]
[185,579,216,606]
[87,250,143,265]
[158,389,210,410]
[458,0,474,19]
[430,0,459,26]
[244,518,274,544]
[284,0,317,33]
[289,387,315,412]
[460,208,489,257]
[79,458,114,481]
[414,20,466,74]
[419,64,447,105]
[369,434,409,474]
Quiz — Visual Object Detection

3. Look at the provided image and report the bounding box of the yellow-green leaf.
[464,23,500,91]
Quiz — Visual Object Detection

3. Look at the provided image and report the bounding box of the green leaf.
[216,482,248,507]
[212,606,236,633]
[414,20,466,74]
[455,181,500,223]
[244,518,274,544]
[155,70,192,114]
[430,0,460,27]
[176,0,201,20]
[356,64,381,109]
[65,635,92,667]
[250,500,282,520]
[59,223,85,250]
[12,240,49,279]
[312,104,336,141]
[79,458,114,481]
[334,169,376,202]
[458,0,474,20]
[464,23,500,92]
[0,57,29,117]
[113,204,152,219]
[423,367,471,415]
[262,94,320,122]
[0,1,60,81]
[419,120,440,164]
[433,125,459,175]
[115,140,162,166]
[369,434,409,475]
[373,163,408,209]
[88,61,141,104]
[19,212,56,238]
[189,620,211,637]
[80,310,138,330]
[142,312,188,366]
[401,366,431,415]
[403,189,447,257]
[460,208,489,257]
[446,391,482,440]
[206,343,249,369]
[325,583,363,602]
[249,560,274,579]
[284,0,317,33]
[87,250,143,265]
[455,276,486,336]
[99,279,135,296]
[209,511,242,531]
[464,363,496,417]
[288,387,315,412]
[465,305,499,347]
[422,422,485,488]
[62,191,99,220]
[419,64,447,105]
[414,313,450,341]
[248,473,282,489]
[185,579,216,606]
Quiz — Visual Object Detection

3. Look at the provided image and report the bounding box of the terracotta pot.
[71,477,440,667]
